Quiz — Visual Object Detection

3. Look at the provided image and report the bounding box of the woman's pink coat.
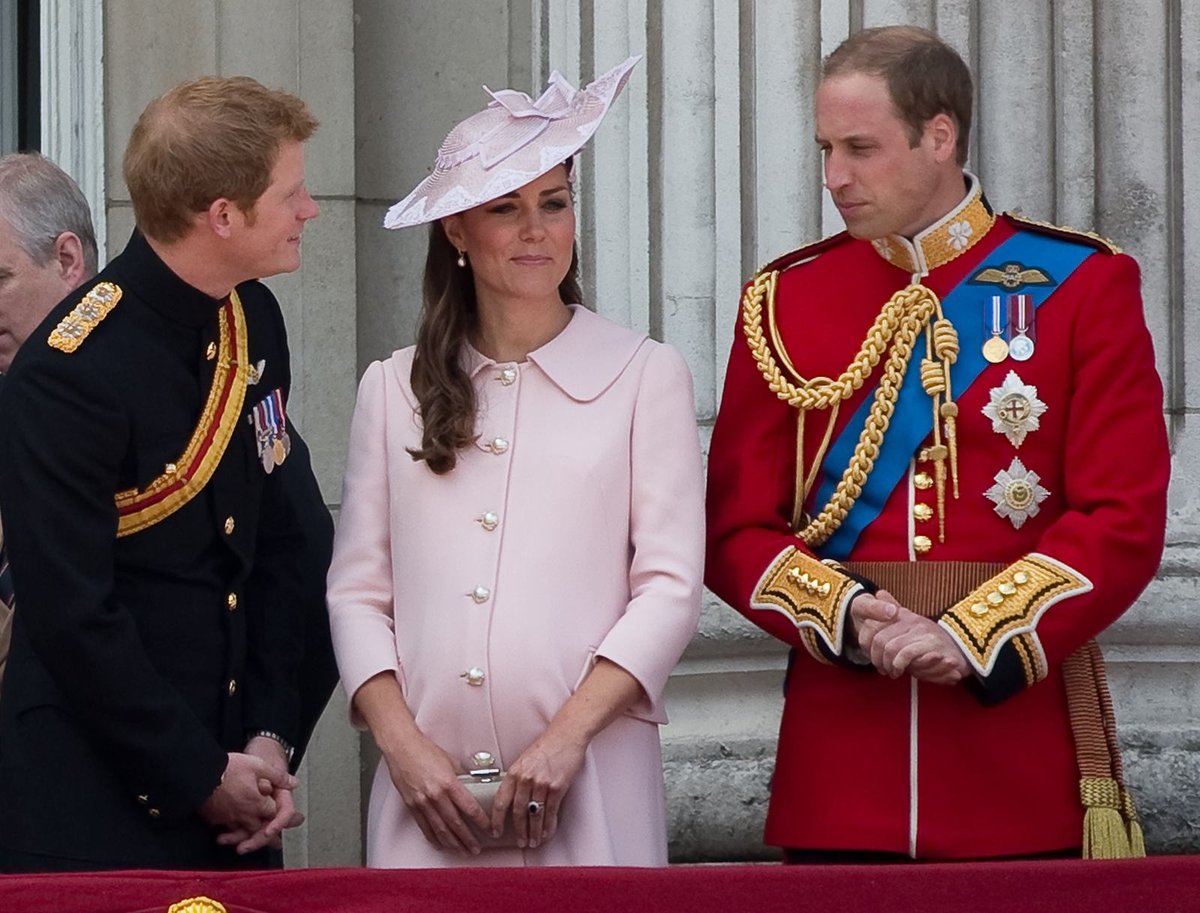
[327,306,705,867]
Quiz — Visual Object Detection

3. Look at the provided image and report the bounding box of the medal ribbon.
[813,230,1097,560]
[267,388,287,435]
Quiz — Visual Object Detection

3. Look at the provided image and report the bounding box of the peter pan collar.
[467,304,648,402]
[869,172,996,276]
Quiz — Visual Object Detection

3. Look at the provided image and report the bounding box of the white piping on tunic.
[906,461,917,562]
[906,460,919,857]
[909,676,919,858]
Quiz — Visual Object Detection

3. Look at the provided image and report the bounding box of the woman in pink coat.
[326,57,704,867]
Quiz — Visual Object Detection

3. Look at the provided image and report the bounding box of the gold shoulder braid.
[1006,212,1122,255]
[113,292,252,536]
[48,282,122,352]
[741,271,960,547]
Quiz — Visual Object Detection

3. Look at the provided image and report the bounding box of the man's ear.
[51,231,89,287]
[926,112,958,165]
[205,198,236,239]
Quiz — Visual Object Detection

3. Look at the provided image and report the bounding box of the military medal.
[982,294,1009,363]
[1008,294,1035,361]
[252,388,291,474]
[982,371,1047,448]
[984,457,1050,529]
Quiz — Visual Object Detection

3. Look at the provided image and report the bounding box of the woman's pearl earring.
[456,250,467,268]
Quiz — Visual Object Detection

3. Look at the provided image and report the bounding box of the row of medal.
[982,293,1036,363]
[252,387,292,474]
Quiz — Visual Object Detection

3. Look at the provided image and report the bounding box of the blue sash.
[812,230,1096,560]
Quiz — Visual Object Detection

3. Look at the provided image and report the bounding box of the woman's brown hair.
[408,163,583,474]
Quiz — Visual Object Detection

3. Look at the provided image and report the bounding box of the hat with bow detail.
[383,56,641,229]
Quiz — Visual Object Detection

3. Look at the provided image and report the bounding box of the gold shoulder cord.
[1007,213,1122,255]
[741,271,960,547]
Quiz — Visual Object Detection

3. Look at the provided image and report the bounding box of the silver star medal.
[982,371,1047,448]
[985,457,1050,529]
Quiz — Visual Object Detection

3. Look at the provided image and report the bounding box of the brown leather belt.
[842,560,1005,618]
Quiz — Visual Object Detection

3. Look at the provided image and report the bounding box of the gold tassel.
[1080,777,1132,859]
[1123,791,1147,857]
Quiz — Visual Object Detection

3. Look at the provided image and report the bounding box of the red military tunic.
[706,177,1170,859]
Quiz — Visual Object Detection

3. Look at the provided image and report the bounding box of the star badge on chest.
[982,370,1047,448]
[985,457,1051,529]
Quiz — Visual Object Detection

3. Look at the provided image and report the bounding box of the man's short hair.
[123,76,318,243]
[0,153,99,274]
[823,25,973,166]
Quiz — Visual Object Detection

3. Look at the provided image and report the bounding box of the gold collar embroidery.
[870,172,996,275]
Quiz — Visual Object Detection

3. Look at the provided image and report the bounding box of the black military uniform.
[0,231,336,871]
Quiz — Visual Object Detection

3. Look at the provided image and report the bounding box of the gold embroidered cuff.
[1009,631,1048,687]
[938,552,1092,677]
[750,545,863,654]
[799,628,835,665]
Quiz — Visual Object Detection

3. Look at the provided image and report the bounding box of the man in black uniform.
[0,153,98,692]
[0,76,336,871]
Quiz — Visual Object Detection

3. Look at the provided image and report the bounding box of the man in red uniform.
[706,25,1170,862]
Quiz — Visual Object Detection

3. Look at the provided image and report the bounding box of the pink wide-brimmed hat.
[383,56,641,229]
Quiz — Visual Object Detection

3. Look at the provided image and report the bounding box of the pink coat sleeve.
[594,343,705,722]
[326,360,401,727]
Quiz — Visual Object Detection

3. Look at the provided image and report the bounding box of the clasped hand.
[200,737,304,854]
[381,726,585,856]
[850,589,970,684]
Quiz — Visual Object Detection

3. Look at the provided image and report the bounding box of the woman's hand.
[491,658,645,849]
[491,728,587,849]
[353,672,490,856]
[380,726,491,855]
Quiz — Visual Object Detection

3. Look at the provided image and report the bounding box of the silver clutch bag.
[457,768,519,848]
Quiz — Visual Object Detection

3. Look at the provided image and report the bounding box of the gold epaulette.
[1005,212,1122,255]
[48,282,122,353]
[750,231,852,282]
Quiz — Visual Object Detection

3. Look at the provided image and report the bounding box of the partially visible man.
[0,153,97,373]
[0,77,337,872]
[0,153,98,692]
[707,26,1169,861]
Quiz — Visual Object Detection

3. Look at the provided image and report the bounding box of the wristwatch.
[247,729,295,764]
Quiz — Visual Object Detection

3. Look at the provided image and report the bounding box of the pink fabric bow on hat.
[384,56,641,229]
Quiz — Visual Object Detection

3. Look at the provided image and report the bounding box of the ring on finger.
[528,800,544,815]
